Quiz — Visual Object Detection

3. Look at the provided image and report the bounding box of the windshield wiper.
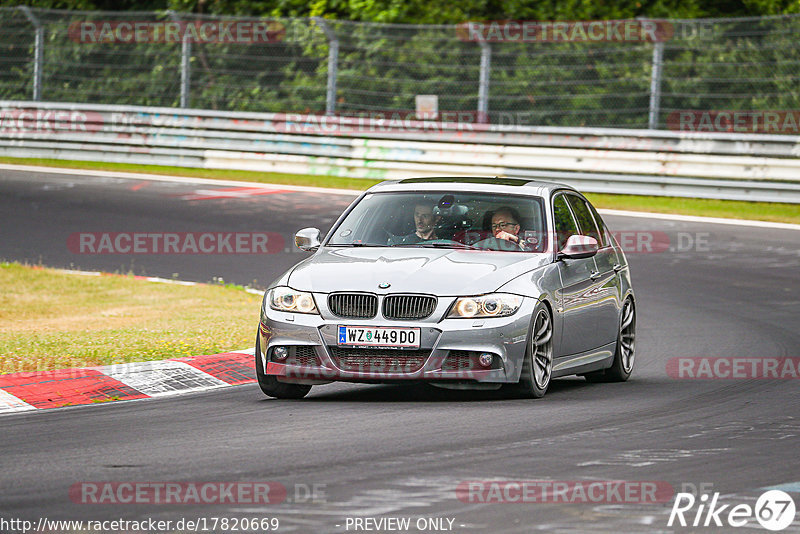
[394,242,478,250]
[329,242,386,247]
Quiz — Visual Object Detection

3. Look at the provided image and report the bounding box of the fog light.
[478,352,494,368]
[273,346,289,361]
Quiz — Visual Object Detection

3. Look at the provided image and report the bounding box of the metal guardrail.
[1,100,799,203]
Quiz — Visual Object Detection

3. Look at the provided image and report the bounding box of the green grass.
[0,262,262,374]
[2,156,799,224]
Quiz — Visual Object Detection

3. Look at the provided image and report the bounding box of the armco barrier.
[1,100,799,203]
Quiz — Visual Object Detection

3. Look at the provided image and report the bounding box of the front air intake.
[328,293,378,319]
[382,294,437,320]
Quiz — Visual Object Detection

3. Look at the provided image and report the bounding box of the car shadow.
[298,378,594,403]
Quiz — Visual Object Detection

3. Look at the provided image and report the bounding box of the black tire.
[510,302,554,398]
[254,332,311,399]
[584,297,636,383]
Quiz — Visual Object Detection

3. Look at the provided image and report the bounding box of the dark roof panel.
[398,176,532,187]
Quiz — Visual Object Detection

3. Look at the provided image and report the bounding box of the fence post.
[18,6,43,101]
[648,40,664,129]
[477,41,491,123]
[314,18,339,116]
[168,11,191,108]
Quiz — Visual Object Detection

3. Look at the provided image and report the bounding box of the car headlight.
[268,286,318,314]
[447,293,523,318]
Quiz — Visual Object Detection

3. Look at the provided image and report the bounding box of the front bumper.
[257,296,535,387]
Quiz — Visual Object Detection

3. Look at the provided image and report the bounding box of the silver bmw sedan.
[256,177,635,399]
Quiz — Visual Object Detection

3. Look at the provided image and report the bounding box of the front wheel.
[254,332,311,399]
[584,297,635,383]
[511,302,554,398]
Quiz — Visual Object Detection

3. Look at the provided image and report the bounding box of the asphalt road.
[1,168,799,533]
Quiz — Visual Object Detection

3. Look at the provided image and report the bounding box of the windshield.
[327,191,547,252]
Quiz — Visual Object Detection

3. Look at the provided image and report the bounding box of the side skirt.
[552,342,615,378]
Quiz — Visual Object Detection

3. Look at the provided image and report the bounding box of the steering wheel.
[472,236,526,251]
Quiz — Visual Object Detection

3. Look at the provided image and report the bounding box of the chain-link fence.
[1,8,799,129]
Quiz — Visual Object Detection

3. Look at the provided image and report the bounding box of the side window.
[566,194,602,246]
[586,201,610,248]
[553,194,579,250]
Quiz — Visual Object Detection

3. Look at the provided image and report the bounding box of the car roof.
[365,177,578,197]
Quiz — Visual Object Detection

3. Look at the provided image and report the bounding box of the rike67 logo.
[668,490,796,531]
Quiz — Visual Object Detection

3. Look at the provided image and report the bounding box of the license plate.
[337,326,421,348]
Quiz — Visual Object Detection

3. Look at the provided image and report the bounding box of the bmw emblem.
[378,282,391,289]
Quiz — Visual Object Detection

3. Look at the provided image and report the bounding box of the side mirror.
[295,227,321,252]
[558,235,598,259]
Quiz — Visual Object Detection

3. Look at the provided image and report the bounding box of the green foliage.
[5,0,800,18]
[1,4,799,127]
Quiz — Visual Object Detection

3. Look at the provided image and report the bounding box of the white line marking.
[0,163,362,195]
[226,347,256,356]
[100,360,229,397]
[764,482,800,493]
[0,389,36,413]
[56,269,102,276]
[2,163,796,229]
[597,208,800,230]
[44,268,266,295]
[141,276,198,286]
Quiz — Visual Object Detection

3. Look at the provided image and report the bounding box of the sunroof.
[398,176,530,186]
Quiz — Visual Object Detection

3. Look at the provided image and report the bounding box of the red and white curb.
[0,267,264,414]
[0,348,257,414]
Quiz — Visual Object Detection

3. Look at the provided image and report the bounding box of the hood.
[287,246,550,296]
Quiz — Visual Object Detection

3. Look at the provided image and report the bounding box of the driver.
[391,203,440,245]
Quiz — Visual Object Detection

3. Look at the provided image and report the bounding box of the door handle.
[613,263,622,272]
[590,270,601,280]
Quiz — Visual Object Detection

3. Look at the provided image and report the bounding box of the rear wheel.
[584,297,636,383]
[512,302,554,398]
[254,332,311,399]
